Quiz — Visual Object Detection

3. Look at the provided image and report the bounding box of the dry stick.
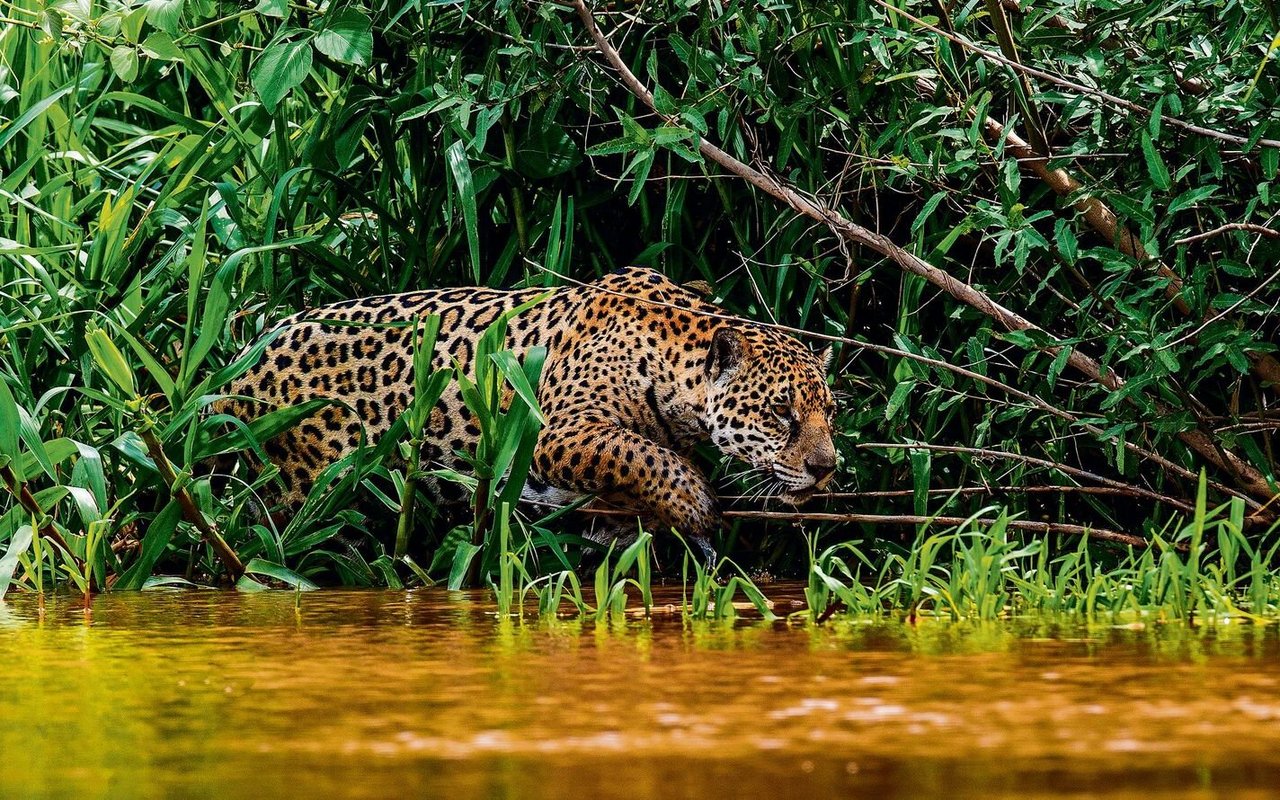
[981,114,1280,386]
[868,0,1280,150]
[1175,223,1280,246]
[724,485,1192,508]
[139,429,244,581]
[859,442,1191,511]
[722,511,1147,549]
[569,0,1277,506]
[540,501,1147,548]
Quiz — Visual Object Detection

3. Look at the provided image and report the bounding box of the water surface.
[2,585,1279,798]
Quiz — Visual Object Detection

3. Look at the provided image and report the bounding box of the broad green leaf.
[115,500,182,589]
[122,6,147,43]
[447,543,483,590]
[254,0,288,18]
[1140,132,1171,191]
[885,380,914,421]
[1167,185,1218,216]
[0,380,18,464]
[144,0,184,35]
[490,349,546,423]
[0,525,33,600]
[141,32,182,61]
[0,82,74,151]
[314,10,373,67]
[446,140,480,282]
[252,37,313,112]
[241,558,319,590]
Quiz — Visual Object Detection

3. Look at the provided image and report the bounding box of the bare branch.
[139,429,244,581]
[858,442,1194,513]
[1174,223,1280,246]
[526,498,1151,548]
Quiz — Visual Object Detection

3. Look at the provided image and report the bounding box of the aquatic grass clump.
[504,529,653,620]
[805,476,1280,624]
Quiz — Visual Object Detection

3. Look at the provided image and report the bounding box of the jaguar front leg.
[531,416,722,565]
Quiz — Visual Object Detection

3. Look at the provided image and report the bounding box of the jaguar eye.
[772,402,791,419]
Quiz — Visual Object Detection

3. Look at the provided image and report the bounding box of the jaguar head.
[704,326,838,504]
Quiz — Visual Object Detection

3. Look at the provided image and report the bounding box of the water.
[2,585,1279,798]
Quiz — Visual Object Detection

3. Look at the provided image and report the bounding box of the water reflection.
[1,586,1279,799]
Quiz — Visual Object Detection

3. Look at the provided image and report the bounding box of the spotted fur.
[220,267,837,554]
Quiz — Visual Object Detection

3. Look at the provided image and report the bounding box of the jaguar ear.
[706,327,747,383]
[818,345,834,372]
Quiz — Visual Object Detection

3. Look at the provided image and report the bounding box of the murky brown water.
[2,585,1280,798]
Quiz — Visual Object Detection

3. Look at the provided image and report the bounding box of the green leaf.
[911,190,947,236]
[885,380,914,421]
[38,9,62,41]
[314,10,373,67]
[140,32,182,61]
[116,500,181,590]
[490,350,546,424]
[252,37,313,112]
[196,398,334,460]
[0,380,19,464]
[122,6,147,43]
[1140,132,1171,191]
[1055,219,1078,264]
[447,543,482,590]
[240,558,319,590]
[0,525,33,600]
[110,46,139,82]
[446,140,480,282]
[144,0,184,35]
[254,0,288,18]
[1046,347,1073,390]
[1167,185,1218,216]
[19,436,76,484]
[584,137,637,156]
[627,151,654,205]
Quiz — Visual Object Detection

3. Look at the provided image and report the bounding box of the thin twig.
[523,497,1149,547]
[723,485,1188,505]
[858,442,1194,513]
[1174,223,1280,246]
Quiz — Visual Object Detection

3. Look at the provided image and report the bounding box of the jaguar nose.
[805,458,836,483]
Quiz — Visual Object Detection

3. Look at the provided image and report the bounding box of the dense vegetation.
[3,0,1280,614]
